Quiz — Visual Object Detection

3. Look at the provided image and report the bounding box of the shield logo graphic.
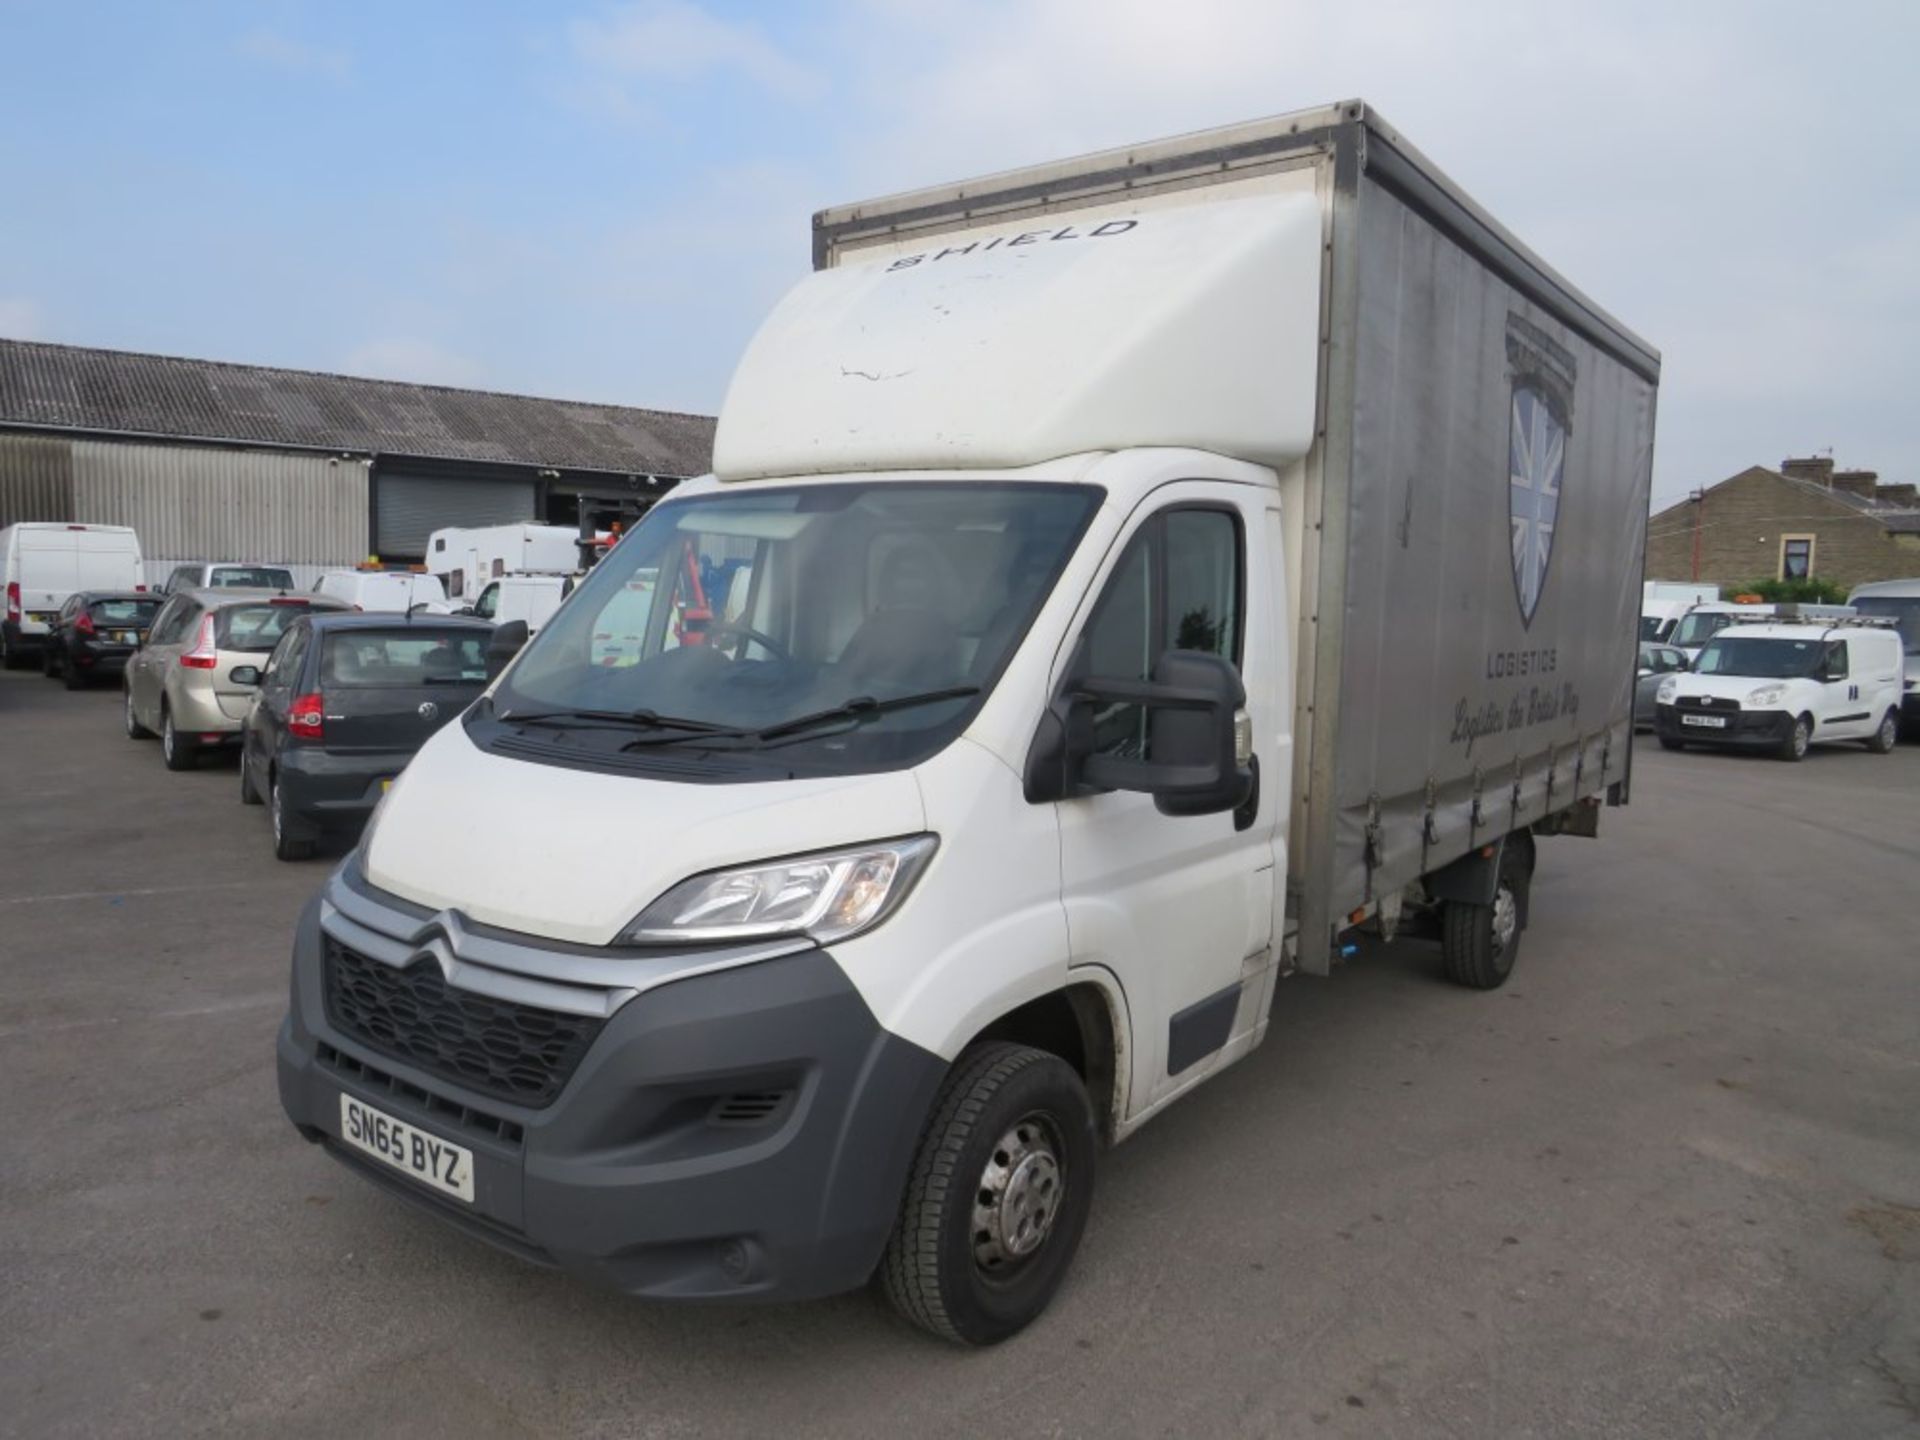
[1505,315,1577,628]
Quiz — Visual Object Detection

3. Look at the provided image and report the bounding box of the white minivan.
[311,569,453,615]
[1655,619,1906,758]
[1,523,144,669]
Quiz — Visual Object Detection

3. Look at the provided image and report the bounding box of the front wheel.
[1778,714,1812,762]
[881,1043,1097,1346]
[1441,844,1529,990]
[1866,711,1898,754]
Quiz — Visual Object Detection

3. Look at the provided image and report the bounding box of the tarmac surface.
[2,663,1917,1438]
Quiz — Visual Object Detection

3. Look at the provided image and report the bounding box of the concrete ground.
[1,662,1916,1439]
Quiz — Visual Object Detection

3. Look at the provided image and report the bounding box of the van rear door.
[17,530,80,628]
[316,629,490,752]
[74,529,142,592]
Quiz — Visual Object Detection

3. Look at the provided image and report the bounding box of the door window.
[149,598,196,645]
[473,583,499,620]
[1079,507,1244,758]
[264,627,307,689]
[1825,641,1849,681]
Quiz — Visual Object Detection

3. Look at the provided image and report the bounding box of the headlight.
[1656,676,1679,704]
[1746,684,1786,708]
[621,835,938,946]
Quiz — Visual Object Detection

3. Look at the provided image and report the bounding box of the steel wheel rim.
[162,715,175,762]
[1793,721,1809,757]
[1491,883,1518,952]
[1879,716,1896,748]
[972,1111,1066,1277]
[271,779,283,844]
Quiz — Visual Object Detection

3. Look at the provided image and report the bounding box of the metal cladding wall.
[374,470,534,558]
[0,432,78,523]
[1325,176,1658,921]
[68,440,369,566]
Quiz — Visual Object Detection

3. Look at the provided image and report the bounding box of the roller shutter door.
[375,472,535,558]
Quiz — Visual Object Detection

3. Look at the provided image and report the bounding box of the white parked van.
[1655,618,1905,758]
[427,524,580,603]
[1,523,144,669]
[1846,578,1920,737]
[311,568,452,615]
[467,572,573,635]
[276,103,1660,1343]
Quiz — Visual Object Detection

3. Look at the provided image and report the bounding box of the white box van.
[427,524,581,603]
[1846,578,1920,737]
[1,523,144,669]
[1655,617,1906,758]
[276,103,1659,1343]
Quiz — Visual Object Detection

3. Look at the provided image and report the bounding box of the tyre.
[270,774,315,861]
[1866,711,1898,755]
[124,686,154,739]
[1778,713,1812,762]
[1657,736,1684,752]
[239,750,262,805]
[0,630,24,670]
[63,658,87,690]
[1441,843,1529,991]
[881,1043,1098,1346]
[40,644,58,679]
[161,708,197,771]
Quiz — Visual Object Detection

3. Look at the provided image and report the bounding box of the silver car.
[123,589,349,770]
[1635,642,1688,729]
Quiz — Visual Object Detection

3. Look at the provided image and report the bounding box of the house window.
[1780,534,1814,580]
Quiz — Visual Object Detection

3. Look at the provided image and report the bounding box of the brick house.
[1645,456,1920,590]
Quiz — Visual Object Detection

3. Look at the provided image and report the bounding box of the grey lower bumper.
[276,882,947,1302]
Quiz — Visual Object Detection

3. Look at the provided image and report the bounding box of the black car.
[237,612,494,860]
[41,591,165,689]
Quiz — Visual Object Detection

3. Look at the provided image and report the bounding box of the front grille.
[323,939,604,1108]
[1675,694,1737,711]
[317,1041,525,1146]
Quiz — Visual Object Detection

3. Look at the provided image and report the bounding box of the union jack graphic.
[1508,384,1563,625]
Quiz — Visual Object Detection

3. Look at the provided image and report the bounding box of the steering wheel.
[705,622,792,663]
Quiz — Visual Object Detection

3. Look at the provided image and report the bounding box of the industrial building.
[1645,455,1920,590]
[0,338,714,586]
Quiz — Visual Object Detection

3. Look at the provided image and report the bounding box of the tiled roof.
[0,338,713,476]
[1773,469,1920,530]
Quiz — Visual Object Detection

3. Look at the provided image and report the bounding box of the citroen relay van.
[1,523,144,668]
[277,102,1660,1344]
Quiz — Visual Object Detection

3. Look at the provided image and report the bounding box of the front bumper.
[1655,704,1793,748]
[276,872,947,1302]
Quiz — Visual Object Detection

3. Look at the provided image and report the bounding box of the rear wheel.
[62,656,86,690]
[1441,844,1529,990]
[881,1043,1097,1346]
[161,708,198,771]
[1866,711,1898,754]
[270,774,315,861]
[1778,713,1812,762]
[239,750,262,805]
[40,644,58,679]
[124,685,154,739]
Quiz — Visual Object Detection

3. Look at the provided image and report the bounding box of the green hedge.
[1725,577,1852,605]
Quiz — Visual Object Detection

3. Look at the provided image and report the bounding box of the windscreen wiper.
[500,704,735,733]
[615,686,984,751]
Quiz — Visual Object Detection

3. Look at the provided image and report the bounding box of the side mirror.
[230,665,263,686]
[1637,668,1651,679]
[1026,649,1252,816]
[486,619,529,680]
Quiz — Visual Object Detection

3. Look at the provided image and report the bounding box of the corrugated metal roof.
[0,339,714,476]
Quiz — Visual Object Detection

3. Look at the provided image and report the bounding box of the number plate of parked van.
[338,1094,474,1202]
[1681,714,1727,729]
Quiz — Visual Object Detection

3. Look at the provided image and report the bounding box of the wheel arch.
[955,977,1128,1144]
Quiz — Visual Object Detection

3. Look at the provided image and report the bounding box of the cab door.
[1053,478,1285,1117]
[1816,639,1869,738]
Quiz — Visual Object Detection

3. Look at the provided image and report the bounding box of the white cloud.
[570,2,824,102]
[235,29,351,81]
[0,297,41,339]
[342,339,485,388]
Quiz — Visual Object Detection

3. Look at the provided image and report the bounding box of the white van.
[427,524,580,603]
[275,104,1660,1344]
[1,523,144,669]
[311,568,452,615]
[467,573,574,635]
[1846,578,1920,737]
[1655,618,1906,758]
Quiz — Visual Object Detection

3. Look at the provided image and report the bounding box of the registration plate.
[114,630,136,643]
[1682,713,1728,729]
[380,778,392,792]
[28,610,57,624]
[338,1093,474,1202]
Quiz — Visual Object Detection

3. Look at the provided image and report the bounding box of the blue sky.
[2,0,1915,506]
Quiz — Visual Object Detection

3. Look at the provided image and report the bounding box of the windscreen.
[1638,615,1674,642]
[1852,597,1920,654]
[217,603,312,652]
[1694,637,1824,678]
[322,630,489,687]
[210,567,294,589]
[89,597,162,626]
[493,481,1100,774]
[1671,611,1737,648]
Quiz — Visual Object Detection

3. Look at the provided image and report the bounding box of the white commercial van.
[1654,617,1905,758]
[466,572,574,635]
[1,523,144,669]
[427,524,581,604]
[277,103,1659,1343]
[311,568,453,615]
[1847,578,1920,737]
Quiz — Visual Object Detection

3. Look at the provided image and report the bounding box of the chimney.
[1874,481,1919,508]
[1830,469,1879,498]
[1780,455,1835,485]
